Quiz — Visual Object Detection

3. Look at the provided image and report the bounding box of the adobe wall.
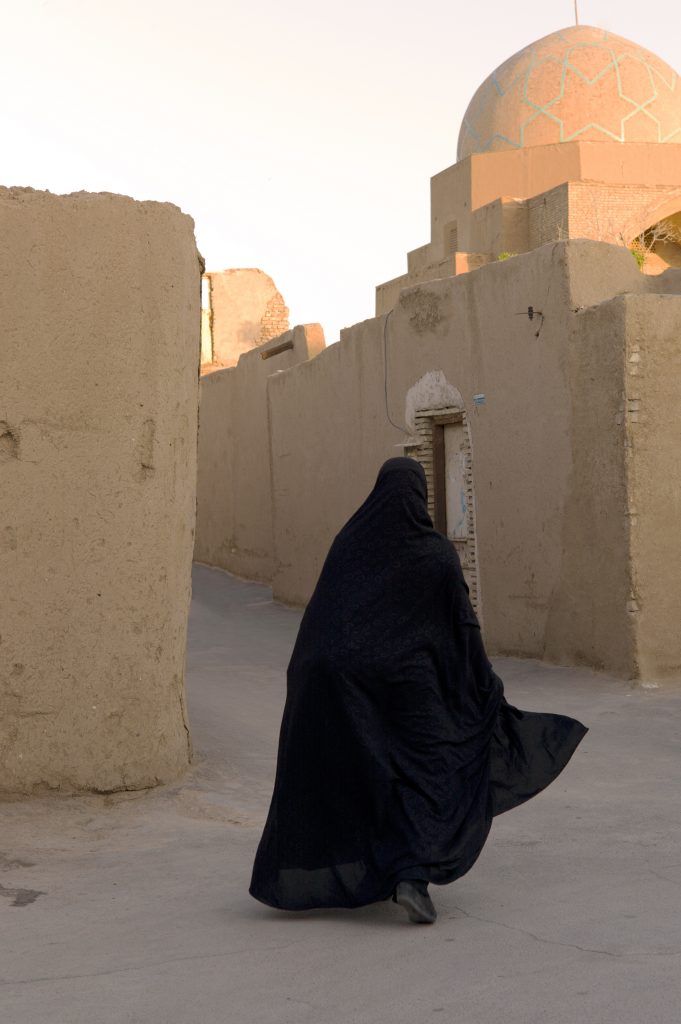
[544,284,681,681]
[194,324,325,582]
[204,268,289,370]
[0,187,201,795]
[268,241,679,679]
[273,242,583,639]
[624,293,681,681]
[541,294,635,676]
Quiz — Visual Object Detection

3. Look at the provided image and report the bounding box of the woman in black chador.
[250,458,587,924]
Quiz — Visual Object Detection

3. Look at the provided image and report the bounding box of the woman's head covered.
[375,457,427,505]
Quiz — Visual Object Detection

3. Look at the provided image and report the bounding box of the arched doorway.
[629,206,681,275]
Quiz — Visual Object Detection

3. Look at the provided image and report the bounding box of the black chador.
[250,458,587,918]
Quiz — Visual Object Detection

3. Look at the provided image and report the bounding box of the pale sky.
[3,1,679,343]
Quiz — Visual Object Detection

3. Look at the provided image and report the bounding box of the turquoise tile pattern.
[458,26,681,160]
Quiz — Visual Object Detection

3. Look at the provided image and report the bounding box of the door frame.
[405,406,481,618]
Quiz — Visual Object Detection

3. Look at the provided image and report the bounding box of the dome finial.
[574,0,579,25]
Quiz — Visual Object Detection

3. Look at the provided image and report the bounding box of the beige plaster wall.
[194,325,325,582]
[470,198,530,256]
[376,256,457,317]
[0,188,201,795]
[376,254,494,316]
[407,243,433,274]
[267,240,679,679]
[273,243,580,632]
[624,294,681,681]
[430,158,474,254]
[541,295,634,676]
[204,268,289,370]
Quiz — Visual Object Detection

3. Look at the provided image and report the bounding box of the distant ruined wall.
[0,187,201,795]
[194,325,325,582]
[203,268,289,370]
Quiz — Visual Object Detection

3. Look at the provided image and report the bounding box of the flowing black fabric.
[250,458,587,910]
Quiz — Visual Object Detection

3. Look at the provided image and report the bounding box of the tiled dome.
[457,26,681,160]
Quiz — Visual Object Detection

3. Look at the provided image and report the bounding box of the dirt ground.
[2,564,681,1024]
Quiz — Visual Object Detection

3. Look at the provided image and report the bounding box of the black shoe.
[393,880,437,924]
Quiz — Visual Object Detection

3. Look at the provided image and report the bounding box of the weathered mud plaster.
[404,371,464,432]
[260,241,681,681]
[0,187,201,794]
[202,268,289,370]
[195,324,325,582]
[623,293,681,681]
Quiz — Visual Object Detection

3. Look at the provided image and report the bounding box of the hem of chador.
[490,720,589,817]
[249,865,467,912]
[248,820,493,912]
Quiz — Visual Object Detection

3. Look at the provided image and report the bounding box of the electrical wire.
[382,309,411,435]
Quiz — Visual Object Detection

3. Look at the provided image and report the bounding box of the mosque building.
[376,25,681,311]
